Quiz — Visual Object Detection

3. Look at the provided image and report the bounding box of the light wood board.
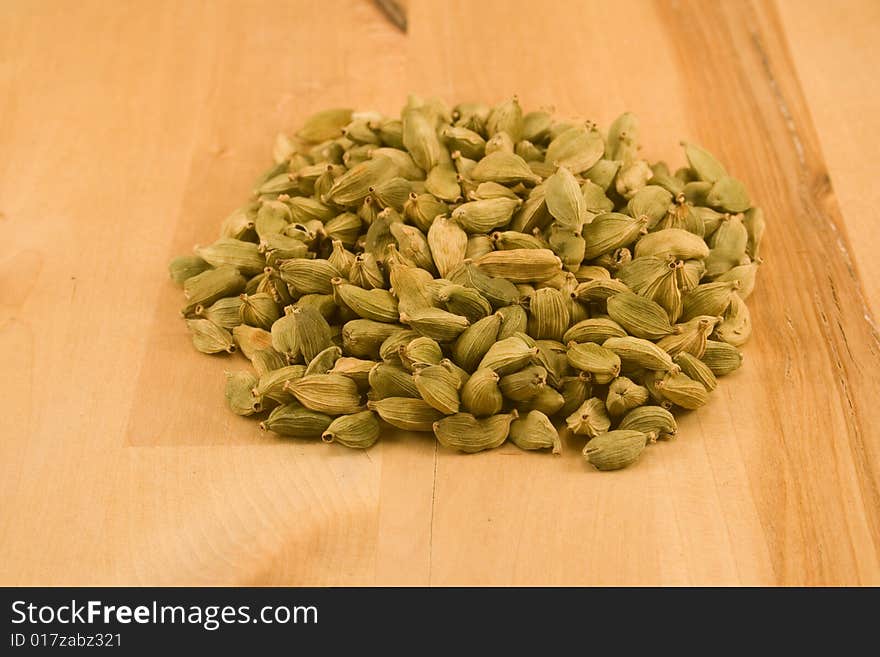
[1,0,879,585]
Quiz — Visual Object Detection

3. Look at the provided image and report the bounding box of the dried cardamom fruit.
[583,430,648,471]
[321,411,380,449]
[432,411,518,453]
[510,410,562,454]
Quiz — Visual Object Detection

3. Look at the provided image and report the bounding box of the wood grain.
[1,0,878,586]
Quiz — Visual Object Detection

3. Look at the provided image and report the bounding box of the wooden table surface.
[2,0,879,586]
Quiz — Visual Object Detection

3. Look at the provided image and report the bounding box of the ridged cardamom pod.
[681,281,739,321]
[436,284,493,324]
[521,110,552,143]
[388,261,436,314]
[400,307,469,342]
[254,365,305,403]
[499,364,547,402]
[491,229,547,251]
[296,108,352,143]
[509,184,552,234]
[516,387,566,417]
[238,292,280,330]
[566,342,621,384]
[196,296,243,329]
[487,96,523,141]
[545,166,587,228]
[402,106,444,172]
[370,176,412,211]
[715,262,759,300]
[583,430,647,471]
[572,278,630,303]
[304,345,342,376]
[605,376,649,417]
[559,373,592,418]
[682,141,727,182]
[413,362,462,414]
[526,287,570,341]
[471,181,519,201]
[545,126,604,174]
[425,163,462,203]
[648,370,709,410]
[706,176,750,212]
[606,112,639,162]
[224,371,262,416]
[447,262,520,309]
[427,216,468,278]
[679,259,706,291]
[432,411,518,453]
[619,406,677,440]
[186,318,236,354]
[367,397,444,432]
[496,303,528,340]
[285,373,362,415]
[196,238,265,276]
[714,292,751,347]
[512,141,544,162]
[451,312,502,373]
[169,255,210,285]
[399,336,444,371]
[626,186,674,228]
[443,126,487,160]
[327,240,357,278]
[584,158,622,191]
[563,318,627,344]
[709,213,749,254]
[509,410,561,454]
[657,315,720,357]
[250,347,287,377]
[451,197,520,234]
[614,159,653,199]
[368,362,420,399]
[322,410,380,449]
[293,293,335,321]
[565,397,611,437]
[606,292,675,340]
[279,258,340,295]
[404,192,447,232]
[474,248,562,283]
[348,252,386,290]
[634,228,710,260]
[547,223,587,272]
[533,339,568,388]
[673,352,717,392]
[602,336,676,372]
[582,213,648,261]
[325,156,398,206]
[232,324,273,360]
[477,334,539,375]
[701,340,743,376]
[260,402,333,438]
[329,356,376,390]
[743,207,764,259]
[470,150,541,185]
[331,278,399,323]
[390,222,437,274]
[342,319,406,359]
[460,368,503,417]
[182,265,247,316]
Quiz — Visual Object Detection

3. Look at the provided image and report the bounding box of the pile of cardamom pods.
[168,97,762,471]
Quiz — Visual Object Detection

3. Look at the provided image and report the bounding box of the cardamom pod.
[583,430,647,471]
[432,411,518,453]
[510,410,562,454]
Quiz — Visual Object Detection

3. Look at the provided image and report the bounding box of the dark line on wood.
[373,0,407,33]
